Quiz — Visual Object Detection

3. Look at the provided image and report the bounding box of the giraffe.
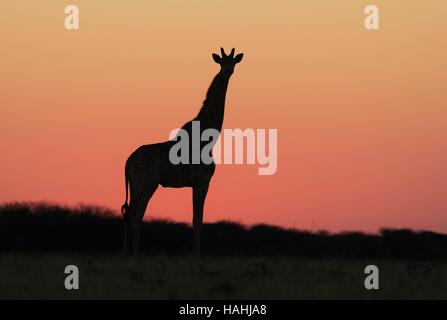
[121,48,244,256]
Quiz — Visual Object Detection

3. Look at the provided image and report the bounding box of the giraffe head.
[212,48,244,76]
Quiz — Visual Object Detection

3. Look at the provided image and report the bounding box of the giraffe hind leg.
[127,183,158,255]
[123,212,132,255]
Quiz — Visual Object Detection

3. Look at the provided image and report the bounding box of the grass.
[1,202,446,299]
[0,254,446,299]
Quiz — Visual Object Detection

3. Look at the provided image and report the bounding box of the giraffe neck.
[195,71,231,133]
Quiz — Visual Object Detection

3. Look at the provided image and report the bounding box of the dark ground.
[1,254,446,299]
[0,202,446,299]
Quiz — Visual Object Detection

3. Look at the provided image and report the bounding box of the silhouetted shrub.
[0,202,446,260]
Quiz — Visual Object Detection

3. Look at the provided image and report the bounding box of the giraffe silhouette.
[121,48,244,255]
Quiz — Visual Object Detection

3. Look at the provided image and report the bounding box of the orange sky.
[1,1,446,233]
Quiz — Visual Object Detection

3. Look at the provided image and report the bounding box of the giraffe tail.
[121,161,130,219]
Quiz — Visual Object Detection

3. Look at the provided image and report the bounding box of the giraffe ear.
[212,53,221,64]
[234,53,244,63]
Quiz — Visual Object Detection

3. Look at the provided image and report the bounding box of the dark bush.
[0,202,446,260]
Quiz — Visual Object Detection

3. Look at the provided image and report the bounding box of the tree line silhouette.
[0,202,446,260]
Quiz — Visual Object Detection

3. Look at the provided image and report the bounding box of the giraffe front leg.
[193,182,209,257]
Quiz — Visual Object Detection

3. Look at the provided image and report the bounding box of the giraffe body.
[122,48,243,255]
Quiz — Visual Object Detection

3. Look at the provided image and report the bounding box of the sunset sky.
[1,1,446,233]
